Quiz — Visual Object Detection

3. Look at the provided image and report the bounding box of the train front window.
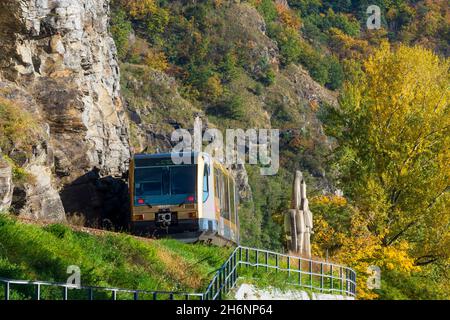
[170,166,196,195]
[134,164,196,205]
[135,168,163,196]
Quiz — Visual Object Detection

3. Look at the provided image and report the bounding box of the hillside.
[0,214,232,298]
[0,0,448,300]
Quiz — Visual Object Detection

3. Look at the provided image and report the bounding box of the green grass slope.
[0,214,232,298]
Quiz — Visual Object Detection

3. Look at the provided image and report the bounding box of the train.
[129,152,239,245]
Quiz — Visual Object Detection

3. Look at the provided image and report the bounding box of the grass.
[0,214,232,299]
[0,214,348,300]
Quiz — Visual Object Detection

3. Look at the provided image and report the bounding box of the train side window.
[214,169,220,199]
[203,164,209,203]
[221,174,230,220]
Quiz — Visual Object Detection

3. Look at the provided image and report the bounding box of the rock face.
[0,0,130,222]
[0,159,13,211]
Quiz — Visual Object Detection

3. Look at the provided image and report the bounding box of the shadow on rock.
[60,167,130,231]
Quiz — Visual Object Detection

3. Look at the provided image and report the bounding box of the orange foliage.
[276,4,301,30]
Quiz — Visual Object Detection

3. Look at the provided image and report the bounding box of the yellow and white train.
[129,152,239,245]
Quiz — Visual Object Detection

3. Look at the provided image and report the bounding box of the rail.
[1,246,356,300]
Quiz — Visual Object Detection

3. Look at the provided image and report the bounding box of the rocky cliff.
[0,0,130,222]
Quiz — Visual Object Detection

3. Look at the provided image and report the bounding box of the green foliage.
[241,166,291,251]
[220,52,239,83]
[288,0,322,15]
[268,23,302,66]
[325,55,344,90]
[256,0,279,23]
[297,42,329,85]
[211,94,245,120]
[110,9,133,60]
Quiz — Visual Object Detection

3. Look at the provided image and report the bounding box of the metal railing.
[1,246,356,300]
[202,246,357,300]
[0,278,203,301]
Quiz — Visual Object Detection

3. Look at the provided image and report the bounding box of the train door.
[200,156,215,232]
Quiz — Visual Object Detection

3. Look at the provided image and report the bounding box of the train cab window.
[170,165,196,195]
[135,167,163,196]
[203,164,209,203]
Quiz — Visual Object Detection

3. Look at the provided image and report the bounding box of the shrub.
[298,42,329,85]
[204,74,224,100]
[219,52,238,83]
[110,9,133,60]
[268,23,302,66]
[211,94,245,120]
[0,97,38,156]
[325,55,344,90]
[144,50,169,72]
[255,0,278,23]
[276,3,301,29]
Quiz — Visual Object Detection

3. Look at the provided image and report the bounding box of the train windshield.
[134,163,196,205]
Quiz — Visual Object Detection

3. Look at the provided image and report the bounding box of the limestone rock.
[0,159,13,211]
[0,0,130,182]
[0,0,130,221]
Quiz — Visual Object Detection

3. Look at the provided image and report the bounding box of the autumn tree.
[323,43,449,267]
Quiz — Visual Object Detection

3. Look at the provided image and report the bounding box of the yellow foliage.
[204,74,224,100]
[276,4,301,30]
[329,28,370,60]
[0,96,39,155]
[312,195,347,206]
[119,0,157,19]
[144,50,169,72]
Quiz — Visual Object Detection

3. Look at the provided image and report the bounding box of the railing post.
[63,286,68,300]
[309,260,313,288]
[112,290,117,300]
[35,284,41,300]
[219,270,222,300]
[287,256,291,276]
[265,252,268,271]
[298,259,302,285]
[320,264,324,293]
[345,269,349,295]
[134,291,139,300]
[214,278,218,299]
[88,288,94,300]
[330,265,334,292]
[340,267,344,295]
[4,282,10,301]
[234,255,239,284]
[275,254,279,273]
[153,292,157,300]
[246,248,249,268]
[255,250,259,270]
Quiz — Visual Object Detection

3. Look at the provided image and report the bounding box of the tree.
[323,43,449,266]
[110,9,133,60]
